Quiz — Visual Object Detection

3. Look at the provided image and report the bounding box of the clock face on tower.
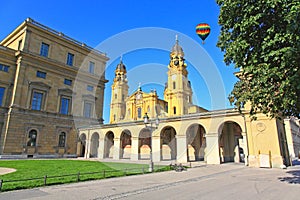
[172,74,177,80]
[136,93,142,100]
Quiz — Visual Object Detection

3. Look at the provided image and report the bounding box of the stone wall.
[1,107,77,157]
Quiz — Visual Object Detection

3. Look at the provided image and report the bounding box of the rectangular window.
[64,79,72,86]
[36,71,46,79]
[89,61,95,74]
[58,132,66,147]
[31,91,43,110]
[0,64,9,72]
[27,130,37,147]
[40,42,49,57]
[66,53,74,66]
[87,85,94,92]
[83,102,92,118]
[60,97,70,115]
[0,87,5,106]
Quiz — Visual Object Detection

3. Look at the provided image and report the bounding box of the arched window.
[58,132,66,147]
[27,129,37,146]
[173,107,176,114]
[114,94,117,99]
[113,114,116,121]
[173,82,176,89]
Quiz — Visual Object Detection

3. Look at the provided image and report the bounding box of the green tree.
[217,0,300,119]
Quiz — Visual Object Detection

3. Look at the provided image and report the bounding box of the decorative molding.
[256,122,266,132]
[58,88,74,96]
[28,81,51,90]
[82,94,97,101]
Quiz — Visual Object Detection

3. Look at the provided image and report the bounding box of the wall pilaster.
[205,133,220,164]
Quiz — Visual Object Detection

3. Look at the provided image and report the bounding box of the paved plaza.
[1,162,300,200]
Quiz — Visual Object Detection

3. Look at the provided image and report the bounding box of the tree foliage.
[217,0,300,119]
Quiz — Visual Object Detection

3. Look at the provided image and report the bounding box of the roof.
[171,36,184,55]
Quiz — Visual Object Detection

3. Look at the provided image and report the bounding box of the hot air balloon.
[196,23,210,44]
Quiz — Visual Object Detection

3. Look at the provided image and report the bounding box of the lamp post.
[143,112,159,172]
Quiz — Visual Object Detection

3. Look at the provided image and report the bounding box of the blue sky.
[0,0,238,123]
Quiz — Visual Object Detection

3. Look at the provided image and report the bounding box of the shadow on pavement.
[278,159,300,184]
[278,170,300,184]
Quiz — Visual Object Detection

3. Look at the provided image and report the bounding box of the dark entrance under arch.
[104,132,114,158]
[90,132,99,158]
[161,126,177,160]
[120,130,132,159]
[186,124,206,161]
[138,129,151,160]
[78,134,86,157]
[219,122,244,163]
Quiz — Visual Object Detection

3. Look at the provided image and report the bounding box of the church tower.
[110,59,129,123]
[164,36,193,116]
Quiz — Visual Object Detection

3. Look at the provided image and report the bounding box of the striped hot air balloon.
[196,23,210,44]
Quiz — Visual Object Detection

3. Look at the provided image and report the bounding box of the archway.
[104,131,114,158]
[186,124,206,161]
[139,128,151,160]
[160,126,177,160]
[219,122,243,163]
[78,134,86,157]
[120,130,132,159]
[90,132,99,158]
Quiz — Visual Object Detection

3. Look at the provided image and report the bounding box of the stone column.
[130,137,139,161]
[205,133,220,164]
[113,137,120,160]
[12,53,28,107]
[176,135,187,163]
[98,137,105,159]
[152,135,161,162]
[85,140,90,159]
[83,131,90,159]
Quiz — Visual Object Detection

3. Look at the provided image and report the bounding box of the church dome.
[171,36,184,55]
[116,60,126,71]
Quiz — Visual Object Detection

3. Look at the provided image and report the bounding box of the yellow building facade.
[0,18,108,158]
[79,39,296,168]
[0,19,298,168]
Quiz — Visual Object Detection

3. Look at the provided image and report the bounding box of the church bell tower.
[164,36,193,116]
[110,58,129,123]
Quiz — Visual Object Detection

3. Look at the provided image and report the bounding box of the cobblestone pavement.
[0,162,300,200]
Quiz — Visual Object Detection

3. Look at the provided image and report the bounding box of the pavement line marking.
[95,167,245,200]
